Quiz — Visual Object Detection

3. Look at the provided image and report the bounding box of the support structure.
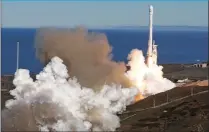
[152,40,158,65]
[16,41,19,70]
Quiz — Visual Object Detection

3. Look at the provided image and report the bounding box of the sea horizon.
[1,27,208,75]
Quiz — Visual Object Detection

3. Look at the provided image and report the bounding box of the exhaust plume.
[35,27,132,90]
[126,49,176,99]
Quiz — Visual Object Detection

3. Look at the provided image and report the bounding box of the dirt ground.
[161,64,208,81]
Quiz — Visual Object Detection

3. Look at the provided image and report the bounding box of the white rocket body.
[152,41,158,65]
[146,5,154,67]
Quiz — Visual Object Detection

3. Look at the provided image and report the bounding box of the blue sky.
[2,1,208,28]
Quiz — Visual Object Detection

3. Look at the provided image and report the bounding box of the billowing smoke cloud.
[35,27,132,90]
[2,57,138,131]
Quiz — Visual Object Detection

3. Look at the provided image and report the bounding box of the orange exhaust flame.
[127,79,146,103]
[135,93,144,102]
[134,82,146,103]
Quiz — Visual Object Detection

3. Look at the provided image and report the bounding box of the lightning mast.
[16,41,19,70]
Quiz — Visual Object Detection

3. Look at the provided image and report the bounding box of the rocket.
[146,5,154,67]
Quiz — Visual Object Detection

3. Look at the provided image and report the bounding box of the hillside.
[118,80,209,132]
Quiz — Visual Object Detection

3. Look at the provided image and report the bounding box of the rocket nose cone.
[149,5,153,12]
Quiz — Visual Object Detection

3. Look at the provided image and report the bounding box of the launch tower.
[152,40,158,65]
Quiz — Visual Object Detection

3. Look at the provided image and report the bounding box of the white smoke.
[125,49,176,96]
[2,56,138,131]
[2,48,176,131]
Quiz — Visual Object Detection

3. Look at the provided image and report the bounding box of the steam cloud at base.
[2,57,138,131]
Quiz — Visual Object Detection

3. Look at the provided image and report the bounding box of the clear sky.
[1,1,208,28]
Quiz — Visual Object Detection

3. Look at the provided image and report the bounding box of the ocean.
[1,27,208,75]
